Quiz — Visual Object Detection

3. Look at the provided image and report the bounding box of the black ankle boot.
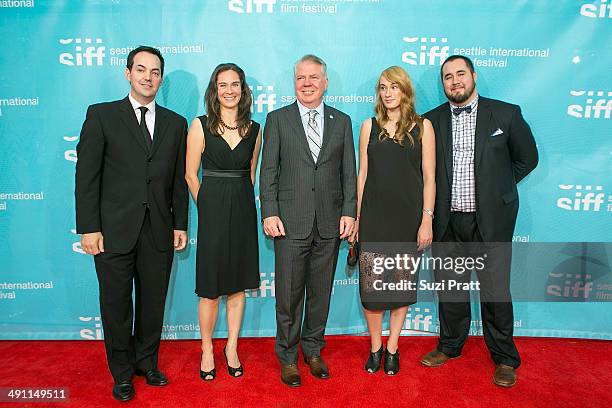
[384,348,400,375]
[365,345,384,373]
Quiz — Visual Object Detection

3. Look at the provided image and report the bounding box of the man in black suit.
[75,46,188,401]
[259,55,357,387]
[420,55,538,387]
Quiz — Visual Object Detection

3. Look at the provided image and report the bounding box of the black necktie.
[138,106,152,150]
[452,105,472,116]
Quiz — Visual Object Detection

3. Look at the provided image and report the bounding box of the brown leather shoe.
[280,363,301,387]
[493,364,517,388]
[304,356,329,379]
[420,349,457,367]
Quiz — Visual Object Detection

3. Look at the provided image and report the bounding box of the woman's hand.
[417,218,433,251]
[349,219,359,243]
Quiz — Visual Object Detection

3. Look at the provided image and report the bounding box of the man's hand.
[81,232,104,255]
[339,216,355,240]
[174,230,188,250]
[263,216,286,238]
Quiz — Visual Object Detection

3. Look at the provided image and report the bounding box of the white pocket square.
[490,128,504,137]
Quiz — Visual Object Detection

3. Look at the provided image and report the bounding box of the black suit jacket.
[75,96,188,253]
[259,102,357,239]
[424,96,538,242]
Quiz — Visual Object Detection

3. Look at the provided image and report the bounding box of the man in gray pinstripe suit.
[259,55,357,387]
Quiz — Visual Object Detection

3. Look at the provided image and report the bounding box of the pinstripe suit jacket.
[259,102,357,239]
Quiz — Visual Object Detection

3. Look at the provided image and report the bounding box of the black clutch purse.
[347,240,360,267]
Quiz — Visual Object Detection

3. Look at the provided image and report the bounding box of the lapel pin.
[329,114,333,119]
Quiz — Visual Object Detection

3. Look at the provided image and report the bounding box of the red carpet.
[1,336,611,407]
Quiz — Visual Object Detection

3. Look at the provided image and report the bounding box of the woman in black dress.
[350,66,435,375]
[185,63,262,380]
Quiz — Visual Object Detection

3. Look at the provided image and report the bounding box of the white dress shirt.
[128,93,156,139]
[297,100,324,137]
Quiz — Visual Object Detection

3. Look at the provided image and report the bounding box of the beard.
[445,82,475,105]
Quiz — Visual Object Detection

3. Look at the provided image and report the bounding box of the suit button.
[311,188,315,192]
[314,166,318,170]
[147,158,152,163]
[147,179,151,184]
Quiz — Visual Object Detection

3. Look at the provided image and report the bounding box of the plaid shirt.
[450,96,479,212]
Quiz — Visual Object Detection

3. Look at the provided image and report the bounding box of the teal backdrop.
[0,0,611,340]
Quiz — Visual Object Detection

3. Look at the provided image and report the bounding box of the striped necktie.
[306,109,321,162]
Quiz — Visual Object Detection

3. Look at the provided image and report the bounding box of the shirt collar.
[297,99,324,118]
[449,94,479,112]
[128,93,156,114]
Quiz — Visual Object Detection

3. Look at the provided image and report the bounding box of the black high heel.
[365,345,384,373]
[199,351,216,381]
[224,346,243,377]
[384,348,400,375]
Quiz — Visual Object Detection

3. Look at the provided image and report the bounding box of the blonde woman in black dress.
[350,66,435,375]
[185,63,262,380]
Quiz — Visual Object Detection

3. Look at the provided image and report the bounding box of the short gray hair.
[294,54,327,77]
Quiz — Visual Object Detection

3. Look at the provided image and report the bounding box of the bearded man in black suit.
[420,55,538,388]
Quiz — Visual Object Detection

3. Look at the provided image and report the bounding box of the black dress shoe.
[365,345,384,373]
[135,368,168,386]
[383,348,400,375]
[112,380,134,402]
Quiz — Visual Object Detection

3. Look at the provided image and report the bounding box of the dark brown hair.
[204,63,253,137]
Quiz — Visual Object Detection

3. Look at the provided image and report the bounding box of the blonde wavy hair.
[374,66,422,147]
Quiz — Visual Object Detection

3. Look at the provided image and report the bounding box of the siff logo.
[246,272,275,298]
[580,0,612,18]
[404,306,434,332]
[250,85,277,113]
[79,316,103,340]
[567,90,612,119]
[402,36,449,66]
[547,273,594,299]
[59,38,106,66]
[70,229,85,254]
[557,185,606,212]
[228,0,275,13]
[64,135,78,163]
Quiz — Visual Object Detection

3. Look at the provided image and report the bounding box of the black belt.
[202,169,250,178]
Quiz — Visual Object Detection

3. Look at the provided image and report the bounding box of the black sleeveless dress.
[359,118,423,310]
[195,116,260,298]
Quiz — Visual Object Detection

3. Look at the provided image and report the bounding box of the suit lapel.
[287,102,315,164]
[118,97,149,154]
[150,104,170,157]
[440,103,453,185]
[317,105,336,164]
[474,97,490,173]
